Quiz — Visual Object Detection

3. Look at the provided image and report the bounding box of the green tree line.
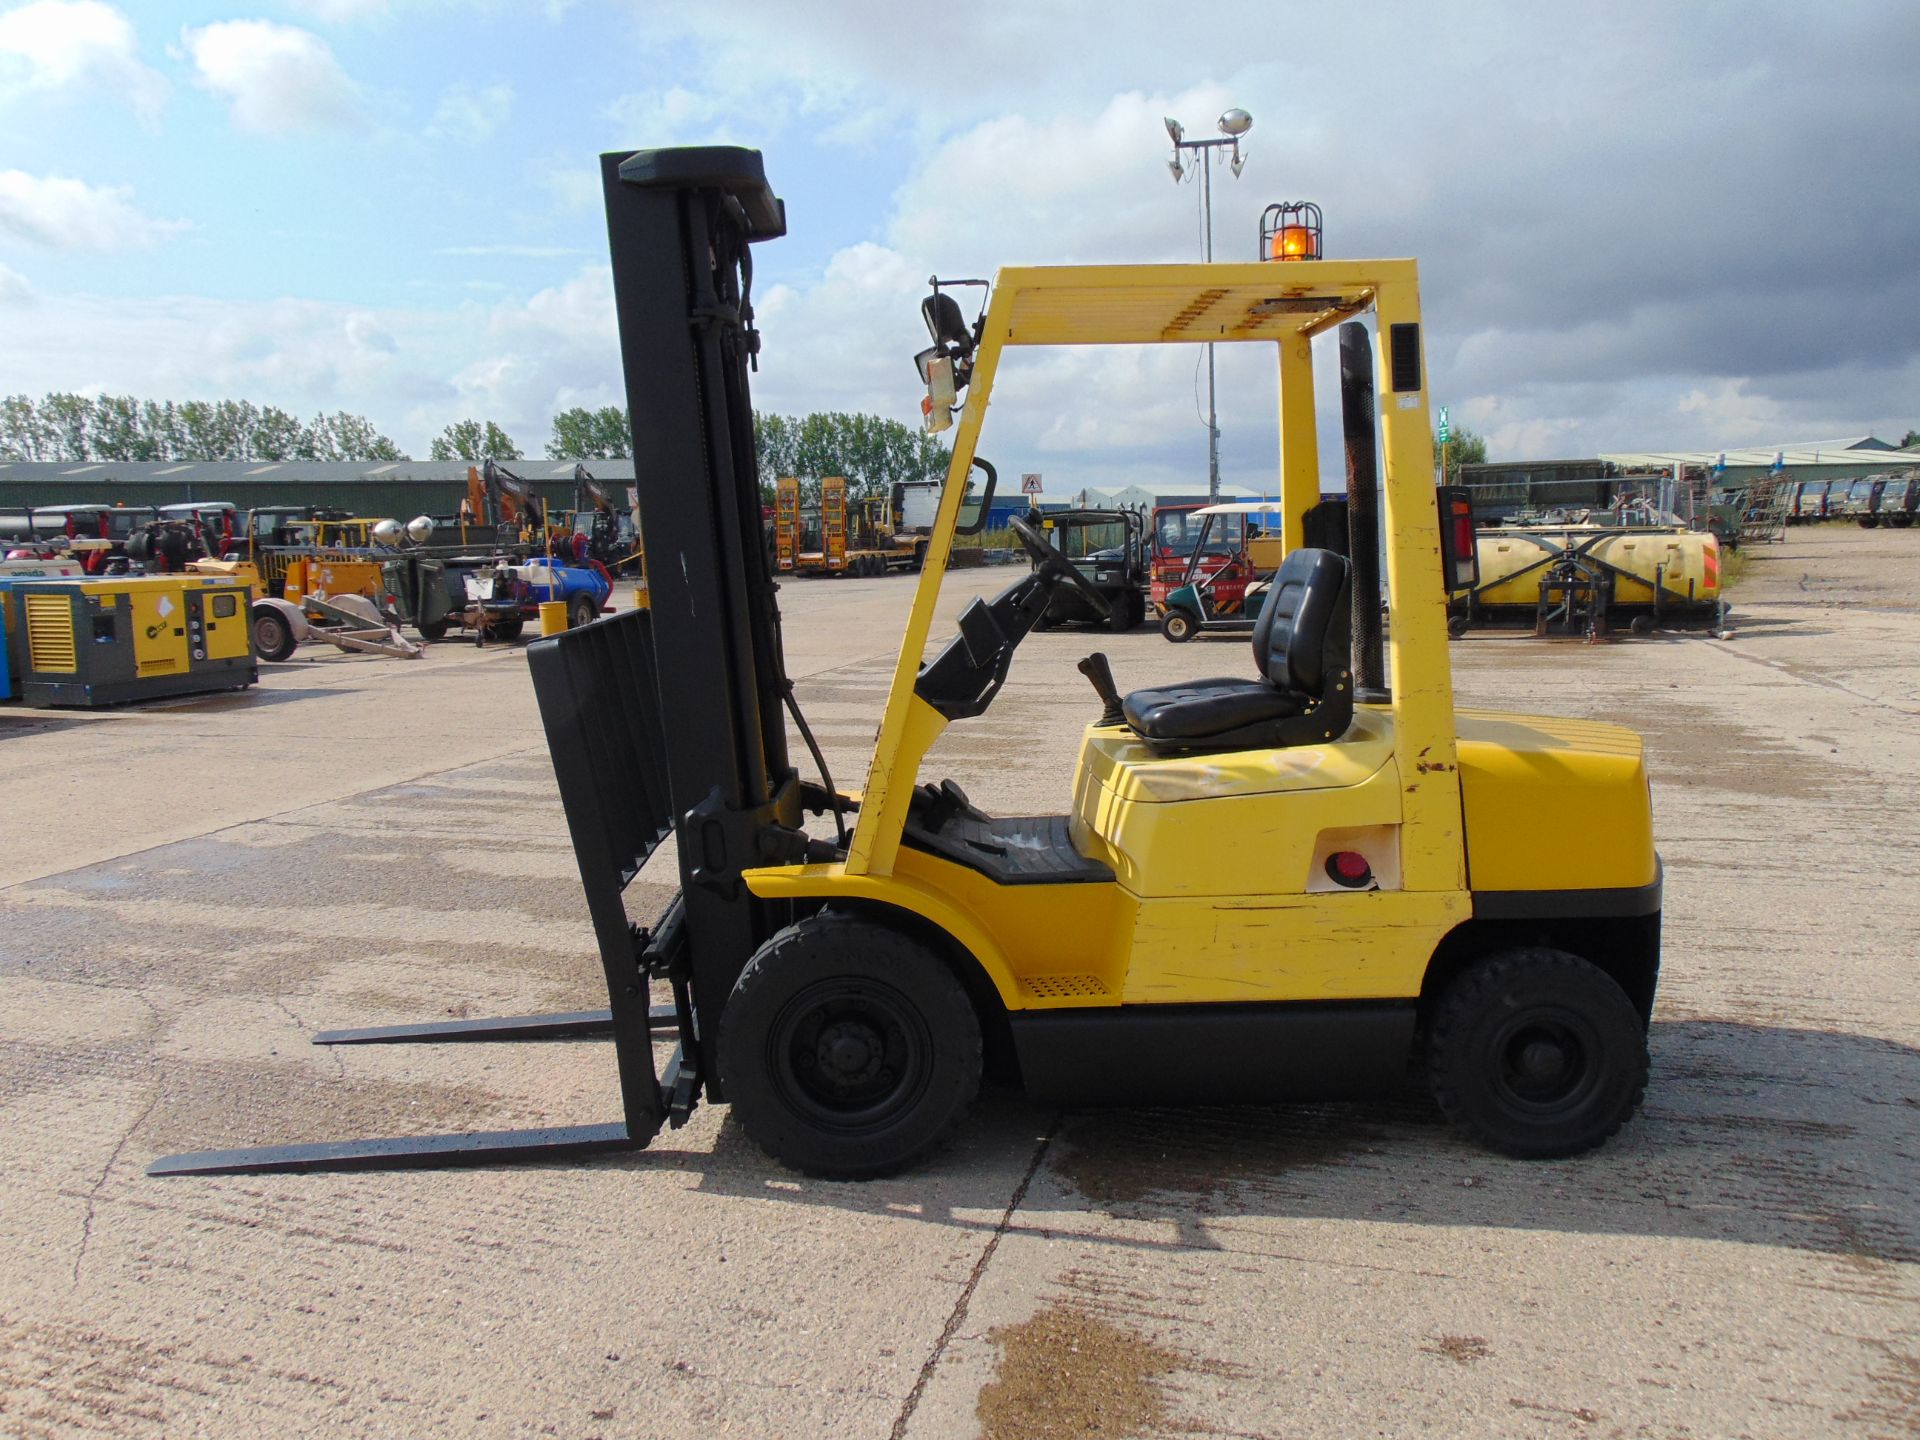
[0,393,949,490]
[0,393,406,463]
[547,405,950,497]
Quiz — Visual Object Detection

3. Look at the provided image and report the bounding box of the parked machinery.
[0,573,255,706]
[1030,507,1147,631]
[1452,520,1725,639]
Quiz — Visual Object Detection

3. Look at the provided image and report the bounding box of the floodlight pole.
[1167,111,1250,501]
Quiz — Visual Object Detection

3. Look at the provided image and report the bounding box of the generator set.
[0,573,257,708]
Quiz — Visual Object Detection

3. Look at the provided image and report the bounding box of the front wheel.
[1427,947,1648,1159]
[1160,608,1195,643]
[719,913,982,1179]
[416,618,450,643]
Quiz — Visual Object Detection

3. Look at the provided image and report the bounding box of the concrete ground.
[1,523,1914,1439]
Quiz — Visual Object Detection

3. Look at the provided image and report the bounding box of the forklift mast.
[596,146,807,1093]
[148,146,816,1178]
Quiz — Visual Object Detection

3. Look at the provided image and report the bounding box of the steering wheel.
[1008,515,1112,620]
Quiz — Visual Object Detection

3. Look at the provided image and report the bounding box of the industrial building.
[1460,436,1918,519]
[0,458,636,517]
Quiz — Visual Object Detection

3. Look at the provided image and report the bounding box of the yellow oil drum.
[1467,525,1720,613]
[539,599,568,635]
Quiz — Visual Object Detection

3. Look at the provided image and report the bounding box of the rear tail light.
[1326,851,1373,888]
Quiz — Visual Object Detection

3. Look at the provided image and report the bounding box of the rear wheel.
[719,913,982,1179]
[567,593,598,630]
[416,618,450,642]
[1107,591,1134,632]
[251,607,296,662]
[1160,608,1195,643]
[491,616,525,641]
[1427,947,1647,1159]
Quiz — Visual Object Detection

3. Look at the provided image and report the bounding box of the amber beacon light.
[1260,201,1323,261]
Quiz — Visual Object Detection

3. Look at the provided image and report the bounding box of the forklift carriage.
[152,146,1661,1182]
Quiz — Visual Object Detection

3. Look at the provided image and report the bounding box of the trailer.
[1452,521,1725,639]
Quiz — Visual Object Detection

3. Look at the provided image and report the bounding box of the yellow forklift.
[153,148,1660,1181]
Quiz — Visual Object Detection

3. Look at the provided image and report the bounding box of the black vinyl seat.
[1123,548,1354,751]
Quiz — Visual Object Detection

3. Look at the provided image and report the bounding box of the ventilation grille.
[1388,322,1422,393]
[1022,974,1109,1000]
[25,595,76,673]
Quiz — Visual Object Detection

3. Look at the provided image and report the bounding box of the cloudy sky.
[0,0,1915,492]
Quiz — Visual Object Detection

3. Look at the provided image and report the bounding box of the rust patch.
[1834,1336,1920,1436]
[976,1301,1186,1440]
[1425,1335,1493,1366]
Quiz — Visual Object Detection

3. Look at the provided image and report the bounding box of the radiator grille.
[25,595,76,673]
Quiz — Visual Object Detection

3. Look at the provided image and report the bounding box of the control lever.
[1076,652,1126,727]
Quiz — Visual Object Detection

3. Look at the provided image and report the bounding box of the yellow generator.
[1453,522,1724,637]
[4,574,256,707]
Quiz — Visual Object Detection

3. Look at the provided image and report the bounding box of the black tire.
[1427,947,1648,1160]
[912,540,928,572]
[567,594,597,630]
[1629,614,1654,635]
[718,913,982,1179]
[251,607,297,662]
[416,618,450,642]
[1160,608,1195,643]
[1447,613,1469,639]
[491,616,525,641]
[1107,591,1134,632]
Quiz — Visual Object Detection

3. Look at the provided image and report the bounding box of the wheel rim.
[1489,1010,1599,1113]
[1166,613,1191,639]
[768,978,933,1134]
[256,615,287,653]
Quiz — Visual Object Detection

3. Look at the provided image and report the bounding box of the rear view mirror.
[955,457,997,535]
[922,293,972,355]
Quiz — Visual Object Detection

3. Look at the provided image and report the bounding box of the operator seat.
[1123,548,1354,751]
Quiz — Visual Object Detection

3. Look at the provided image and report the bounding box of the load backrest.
[1250,547,1351,695]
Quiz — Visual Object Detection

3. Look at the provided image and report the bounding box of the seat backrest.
[1250,547,1351,694]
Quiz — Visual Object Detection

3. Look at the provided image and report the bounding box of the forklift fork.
[149,611,694,1177]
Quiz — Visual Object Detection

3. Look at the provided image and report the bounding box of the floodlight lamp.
[1229,151,1245,178]
[1218,107,1252,137]
[1164,116,1184,144]
[1169,157,1184,182]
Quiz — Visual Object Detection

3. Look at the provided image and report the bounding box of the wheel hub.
[817,1021,882,1086]
[1516,1039,1566,1082]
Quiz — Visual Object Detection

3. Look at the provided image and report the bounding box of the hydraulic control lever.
[1076,652,1126,727]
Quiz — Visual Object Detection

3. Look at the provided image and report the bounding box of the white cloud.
[0,258,32,303]
[425,79,511,141]
[288,0,391,21]
[0,170,187,251]
[181,19,360,135]
[0,0,166,119]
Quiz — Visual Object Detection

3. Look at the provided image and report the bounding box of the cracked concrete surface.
[1,526,1914,1438]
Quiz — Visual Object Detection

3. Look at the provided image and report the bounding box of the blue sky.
[2,1,1916,491]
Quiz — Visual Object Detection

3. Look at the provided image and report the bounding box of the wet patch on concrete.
[1625,702,1838,800]
[1048,1101,1409,1208]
